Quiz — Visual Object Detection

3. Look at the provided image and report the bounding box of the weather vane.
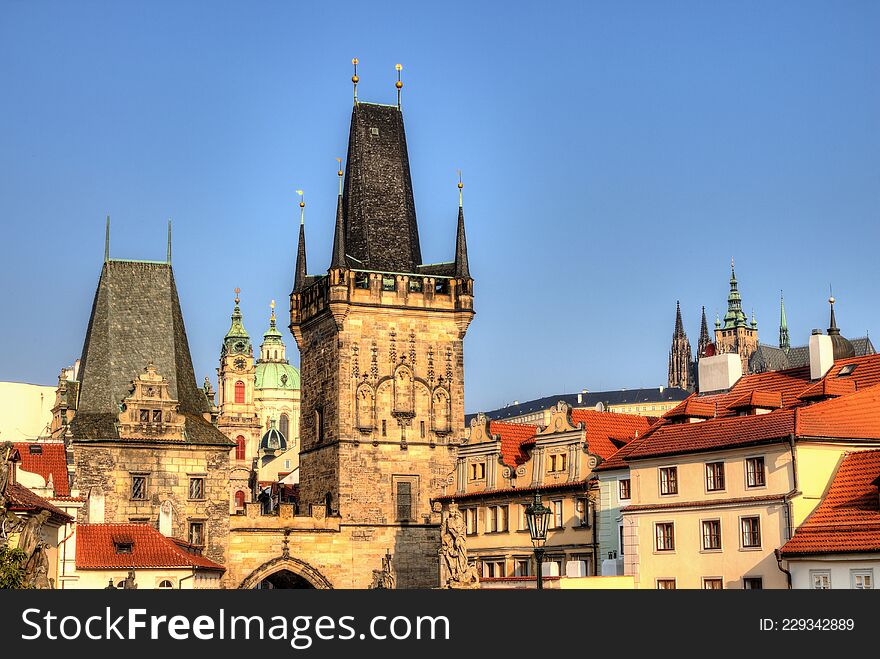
[234,287,240,305]
[337,157,343,194]
[457,169,463,207]
[296,189,305,225]
[395,63,403,109]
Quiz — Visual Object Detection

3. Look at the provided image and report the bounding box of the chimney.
[577,393,582,404]
[697,353,743,393]
[809,329,834,380]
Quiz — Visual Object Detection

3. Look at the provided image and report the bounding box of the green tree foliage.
[0,546,30,589]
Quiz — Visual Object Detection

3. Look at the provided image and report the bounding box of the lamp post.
[525,492,551,590]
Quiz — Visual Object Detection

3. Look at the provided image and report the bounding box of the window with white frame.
[811,570,831,590]
[705,462,725,492]
[514,558,531,577]
[702,519,722,550]
[486,505,508,533]
[741,516,761,548]
[851,570,873,590]
[550,499,563,528]
[746,456,766,487]
[576,497,590,527]
[465,507,478,535]
[659,466,678,495]
[481,559,505,579]
[519,503,529,531]
[703,578,723,590]
[656,579,676,589]
[655,522,675,551]
[743,577,763,589]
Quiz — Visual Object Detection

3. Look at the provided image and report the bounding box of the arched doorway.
[238,556,334,590]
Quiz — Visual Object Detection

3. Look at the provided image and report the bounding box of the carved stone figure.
[24,543,52,589]
[17,510,51,558]
[370,550,395,589]
[439,502,479,588]
[123,570,138,589]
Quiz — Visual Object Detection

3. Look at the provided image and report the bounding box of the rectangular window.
[746,457,766,487]
[139,409,150,422]
[551,500,563,529]
[188,521,204,546]
[655,522,675,551]
[381,276,396,291]
[656,579,676,590]
[434,279,449,295]
[851,570,873,590]
[618,478,631,500]
[811,570,831,590]
[382,419,387,437]
[703,578,723,590]
[354,272,369,289]
[469,462,486,481]
[743,577,763,590]
[514,558,531,577]
[465,508,478,535]
[395,481,412,521]
[702,519,721,550]
[486,505,508,532]
[189,477,205,500]
[741,516,761,548]
[408,278,423,293]
[659,466,678,495]
[705,462,725,491]
[619,525,625,556]
[315,407,324,442]
[152,409,162,423]
[131,475,147,500]
[519,504,529,531]
[576,497,590,527]
[481,559,505,578]
[547,453,567,472]
[420,420,425,438]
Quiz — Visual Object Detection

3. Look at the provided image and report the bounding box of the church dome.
[259,421,287,452]
[255,362,300,391]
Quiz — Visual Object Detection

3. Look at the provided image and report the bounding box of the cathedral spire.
[668,300,693,390]
[330,165,347,270]
[454,173,471,280]
[779,291,790,352]
[104,215,110,262]
[166,218,172,264]
[828,295,840,336]
[697,306,710,358]
[722,258,747,328]
[294,192,307,291]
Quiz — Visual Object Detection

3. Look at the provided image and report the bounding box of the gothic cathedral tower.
[667,301,693,390]
[289,99,474,544]
[714,260,758,374]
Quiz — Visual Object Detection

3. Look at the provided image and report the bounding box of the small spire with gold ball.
[296,189,305,225]
[337,157,343,195]
[395,63,403,109]
[457,170,463,208]
[352,58,359,103]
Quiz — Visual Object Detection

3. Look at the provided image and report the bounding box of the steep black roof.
[341,102,422,273]
[70,260,231,445]
[466,387,690,425]
[749,337,874,374]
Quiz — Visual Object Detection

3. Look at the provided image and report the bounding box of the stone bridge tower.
[289,97,474,585]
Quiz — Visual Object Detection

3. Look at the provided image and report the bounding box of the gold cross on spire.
[234,287,240,305]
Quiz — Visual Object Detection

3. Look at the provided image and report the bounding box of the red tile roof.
[14,441,69,496]
[612,353,880,462]
[489,420,538,468]
[781,449,880,556]
[75,523,225,571]
[570,409,651,460]
[663,398,716,420]
[795,384,880,440]
[5,483,73,522]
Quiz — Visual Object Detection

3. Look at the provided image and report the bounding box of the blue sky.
[1,1,878,413]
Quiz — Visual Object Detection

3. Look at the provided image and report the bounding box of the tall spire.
[166,218,172,264]
[779,291,790,351]
[697,306,710,357]
[395,63,403,110]
[352,58,359,104]
[330,163,347,270]
[454,172,471,279]
[827,295,839,336]
[674,300,684,337]
[722,257,747,328]
[668,300,693,390]
[223,287,251,355]
[293,191,307,291]
[104,215,110,262]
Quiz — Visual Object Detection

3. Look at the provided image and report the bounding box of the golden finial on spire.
[395,63,403,109]
[352,58,359,103]
[337,157,343,195]
[270,299,276,322]
[457,169,463,208]
[234,287,240,305]
[296,189,305,225]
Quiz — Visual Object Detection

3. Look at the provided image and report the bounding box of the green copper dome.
[255,361,300,390]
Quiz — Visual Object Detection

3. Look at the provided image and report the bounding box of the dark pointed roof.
[454,205,470,279]
[70,260,231,445]
[673,301,685,337]
[341,102,422,273]
[330,193,347,269]
[293,221,307,291]
[698,306,711,357]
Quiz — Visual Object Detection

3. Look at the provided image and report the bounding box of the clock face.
[234,357,247,371]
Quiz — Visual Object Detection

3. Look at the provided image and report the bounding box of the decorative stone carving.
[535,401,582,436]
[438,502,480,589]
[17,510,50,559]
[369,549,395,589]
[23,543,52,589]
[117,363,186,440]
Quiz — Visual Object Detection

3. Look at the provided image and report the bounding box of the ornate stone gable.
[117,363,186,441]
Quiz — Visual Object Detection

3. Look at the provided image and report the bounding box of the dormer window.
[838,364,857,377]
[114,542,133,554]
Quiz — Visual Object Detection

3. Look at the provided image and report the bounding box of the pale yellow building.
[0,381,56,441]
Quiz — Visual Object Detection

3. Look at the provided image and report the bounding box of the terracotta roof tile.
[728,390,783,410]
[796,385,880,439]
[489,420,537,468]
[75,523,225,571]
[663,397,715,420]
[14,441,69,496]
[781,449,880,556]
[570,409,651,460]
[797,377,856,401]
[5,483,73,522]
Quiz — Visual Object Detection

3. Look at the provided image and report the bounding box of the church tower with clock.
[217,289,262,506]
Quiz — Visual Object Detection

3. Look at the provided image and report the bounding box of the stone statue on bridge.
[439,502,479,589]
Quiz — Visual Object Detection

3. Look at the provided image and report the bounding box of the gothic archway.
[238,556,334,590]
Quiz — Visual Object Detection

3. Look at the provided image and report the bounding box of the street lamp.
[525,492,551,590]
